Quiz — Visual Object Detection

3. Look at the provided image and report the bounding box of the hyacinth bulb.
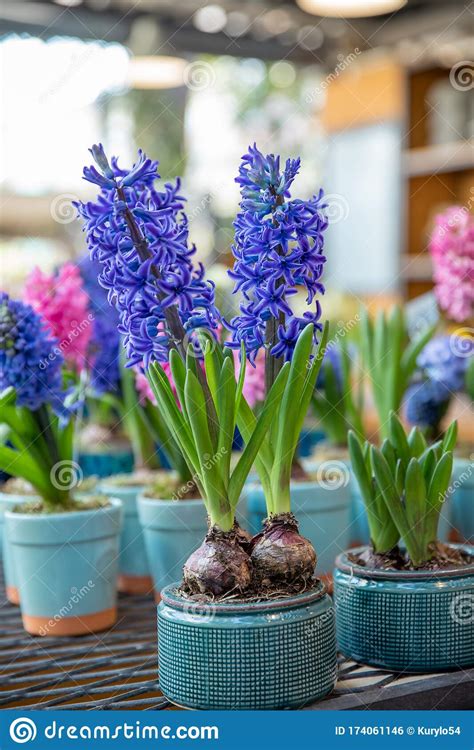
[251,513,316,588]
[183,527,252,597]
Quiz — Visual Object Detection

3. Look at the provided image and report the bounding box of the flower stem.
[116,185,219,445]
[265,192,285,394]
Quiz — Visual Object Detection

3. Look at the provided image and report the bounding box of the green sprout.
[349,412,457,566]
[359,306,436,439]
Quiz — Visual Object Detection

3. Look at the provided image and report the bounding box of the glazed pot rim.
[4,496,122,520]
[160,579,327,614]
[336,544,474,581]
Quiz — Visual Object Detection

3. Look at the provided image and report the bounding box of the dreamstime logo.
[181,330,217,359]
[449,61,474,91]
[50,460,83,491]
[316,461,350,490]
[184,61,216,91]
[450,593,474,625]
[182,599,216,623]
[10,717,37,744]
[324,194,349,224]
[50,193,80,224]
[449,328,473,358]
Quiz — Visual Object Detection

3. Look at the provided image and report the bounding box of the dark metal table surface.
[0,582,472,711]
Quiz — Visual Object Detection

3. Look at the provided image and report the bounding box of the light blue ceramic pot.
[5,499,122,636]
[99,482,151,594]
[137,495,208,597]
[78,449,134,478]
[158,581,337,710]
[0,493,29,604]
[246,479,351,575]
[334,544,474,672]
[451,457,474,542]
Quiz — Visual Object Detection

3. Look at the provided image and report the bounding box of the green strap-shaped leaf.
[394,458,405,496]
[229,362,290,509]
[348,431,373,508]
[147,363,199,472]
[371,446,422,563]
[425,451,454,543]
[400,323,437,386]
[442,420,458,453]
[408,426,427,458]
[0,445,51,498]
[388,411,411,465]
[184,369,227,514]
[404,457,426,543]
[216,357,236,485]
[381,438,397,475]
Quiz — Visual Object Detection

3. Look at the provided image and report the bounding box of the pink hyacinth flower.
[24,263,93,370]
[429,206,474,322]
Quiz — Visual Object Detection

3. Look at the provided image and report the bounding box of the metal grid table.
[0,580,472,711]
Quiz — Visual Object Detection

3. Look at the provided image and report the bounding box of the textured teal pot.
[0,493,29,604]
[99,482,151,594]
[334,544,474,672]
[78,449,134,478]
[247,479,351,574]
[158,581,337,709]
[137,495,208,597]
[451,457,474,542]
[5,499,122,636]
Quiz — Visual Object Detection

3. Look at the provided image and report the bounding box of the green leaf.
[235,341,247,412]
[0,445,51,497]
[395,458,406,496]
[442,420,458,453]
[400,323,437,385]
[371,446,421,561]
[184,369,228,519]
[424,452,453,548]
[348,431,373,508]
[408,426,427,458]
[388,411,411,465]
[404,458,426,542]
[147,363,199,472]
[229,362,290,509]
[381,438,397,475]
[216,357,236,485]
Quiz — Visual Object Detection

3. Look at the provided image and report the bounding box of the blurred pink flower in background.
[24,263,93,370]
[429,206,474,322]
[233,349,265,407]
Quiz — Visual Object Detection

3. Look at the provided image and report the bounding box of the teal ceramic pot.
[99,482,151,594]
[451,457,474,542]
[5,499,122,636]
[334,544,474,672]
[78,449,134,478]
[137,495,208,598]
[158,581,337,709]
[247,479,351,574]
[0,493,28,605]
